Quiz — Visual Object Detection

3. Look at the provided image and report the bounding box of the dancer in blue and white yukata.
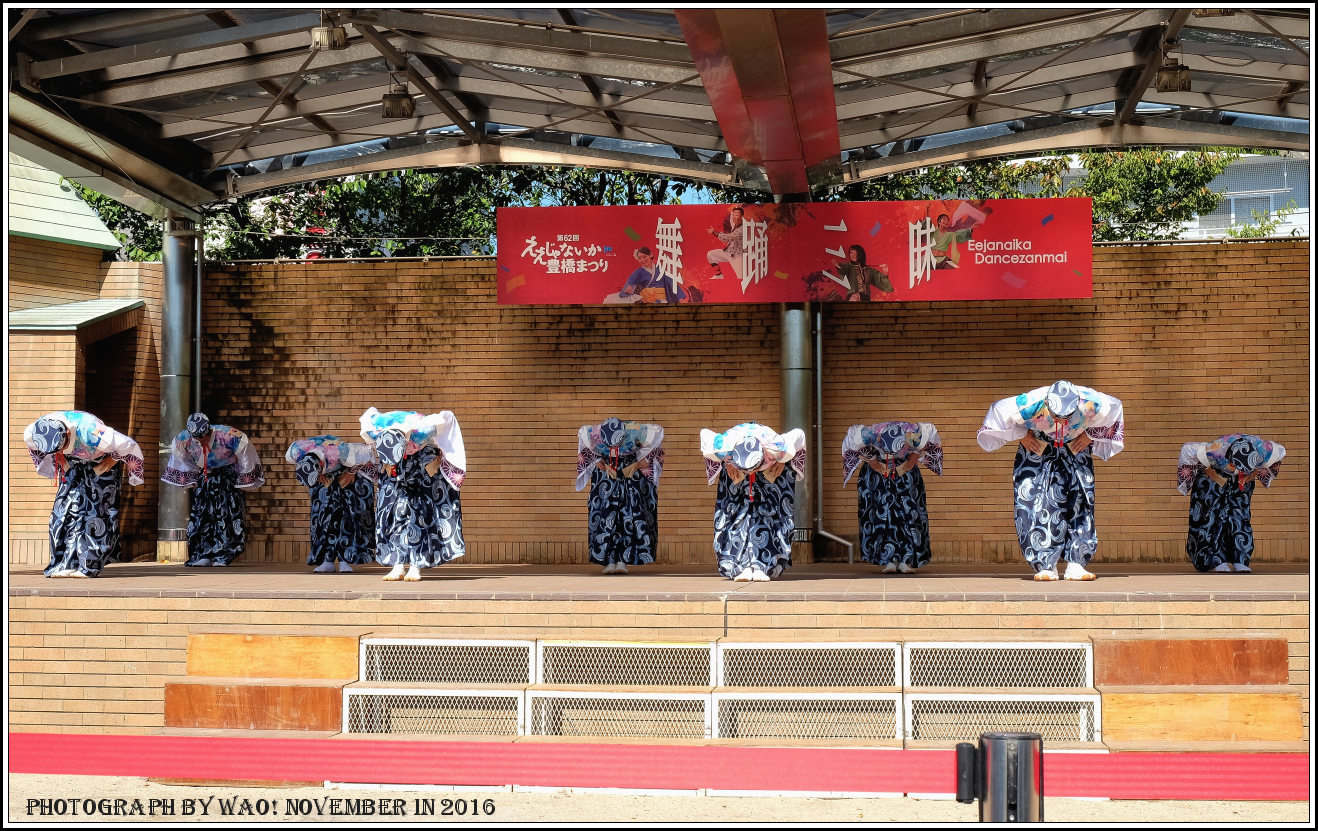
[842,421,943,573]
[360,408,467,582]
[163,413,265,567]
[576,418,664,574]
[286,436,379,573]
[701,422,807,582]
[978,381,1124,581]
[1177,434,1285,573]
[24,411,145,578]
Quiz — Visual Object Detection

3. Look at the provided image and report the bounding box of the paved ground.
[6,774,1310,824]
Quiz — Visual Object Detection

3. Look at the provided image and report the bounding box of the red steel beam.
[677,9,840,195]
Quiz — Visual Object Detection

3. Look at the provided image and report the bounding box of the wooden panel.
[1102,689,1303,743]
[164,679,343,731]
[1094,637,1289,686]
[187,633,359,680]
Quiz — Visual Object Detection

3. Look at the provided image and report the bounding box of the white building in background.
[1181,153,1310,239]
[1054,152,1310,240]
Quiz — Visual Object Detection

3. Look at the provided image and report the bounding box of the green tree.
[70,182,164,261]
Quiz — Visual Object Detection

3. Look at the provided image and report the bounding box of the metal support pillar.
[779,302,813,550]
[158,214,197,562]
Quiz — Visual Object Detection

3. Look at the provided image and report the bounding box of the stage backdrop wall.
[6,239,1309,567]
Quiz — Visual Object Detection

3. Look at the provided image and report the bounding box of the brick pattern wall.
[820,241,1311,564]
[8,235,107,311]
[7,248,163,564]
[188,241,1308,566]
[7,594,1307,738]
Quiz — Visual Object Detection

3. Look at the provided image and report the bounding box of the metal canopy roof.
[7,7,1311,212]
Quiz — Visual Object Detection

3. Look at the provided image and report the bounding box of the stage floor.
[7,560,1310,602]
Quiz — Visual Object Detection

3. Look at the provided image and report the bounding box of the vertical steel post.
[159,214,196,560]
[779,302,813,537]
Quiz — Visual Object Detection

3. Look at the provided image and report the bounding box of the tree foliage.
[75,148,1257,261]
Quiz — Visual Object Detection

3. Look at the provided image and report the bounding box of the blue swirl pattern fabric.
[856,464,931,569]
[714,467,797,578]
[44,460,123,577]
[186,466,247,565]
[1012,442,1096,571]
[586,463,659,567]
[375,446,466,568]
[1185,473,1254,571]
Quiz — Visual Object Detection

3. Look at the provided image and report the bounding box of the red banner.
[497,199,1092,305]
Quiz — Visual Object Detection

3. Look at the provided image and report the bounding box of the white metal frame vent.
[360,639,535,685]
[903,642,1092,688]
[712,691,903,741]
[716,642,900,688]
[343,687,525,736]
[536,641,715,687]
[904,692,1102,742]
[526,690,713,739]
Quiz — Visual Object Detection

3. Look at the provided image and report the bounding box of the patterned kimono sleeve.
[1177,442,1206,495]
[779,428,807,480]
[1083,393,1125,461]
[841,424,866,484]
[916,423,944,476]
[232,433,266,489]
[103,427,146,486]
[431,411,467,490]
[636,424,665,486]
[163,433,202,488]
[23,418,61,480]
[699,429,722,485]
[575,425,601,491]
[977,396,1028,452]
[1255,441,1286,488]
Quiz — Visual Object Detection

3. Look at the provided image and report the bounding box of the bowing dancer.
[1178,434,1285,573]
[977,381,1124,581]
[163,413,265,567]
[286,436,379,573]
[842,421,943,573]
[24,411,145,578]
[360,408,467,582]
[575,417,664,574]
[701,422,807,582]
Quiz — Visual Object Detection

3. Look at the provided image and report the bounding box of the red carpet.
[8,733,1307,800]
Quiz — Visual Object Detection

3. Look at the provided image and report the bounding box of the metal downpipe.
[814,305,855,563]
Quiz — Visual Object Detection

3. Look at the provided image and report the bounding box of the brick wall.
[7,243,162,565]
[8,235,107,311]
[193,241,1308,566]
[7,240,1309,567]
[7,593,1307,737]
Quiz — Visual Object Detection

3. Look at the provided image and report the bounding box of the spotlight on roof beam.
[382,81,415,119]
[1191,9,1236,17]
[310,12,346,50]
[1155,59,1191,93]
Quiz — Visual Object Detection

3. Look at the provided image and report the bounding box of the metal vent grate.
[527,691,711,739]
[538,642,714,686]
[904,643,1091,688]
[344,689,523,736]
[905,694,1100,742]
[718,643,900,687]
[361,639,534,684]
[714,693,901,740]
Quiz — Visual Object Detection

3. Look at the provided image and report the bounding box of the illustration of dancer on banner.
[834,244,893,301]
[705,206,770,294]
